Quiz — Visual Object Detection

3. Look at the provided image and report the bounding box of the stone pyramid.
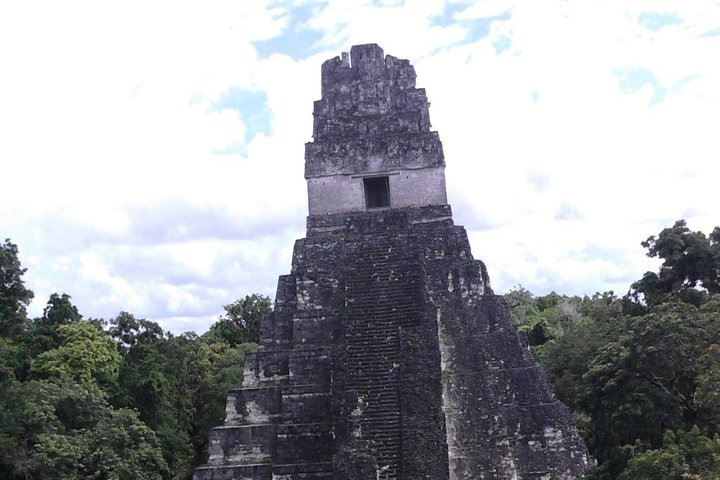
[194,44,593,480]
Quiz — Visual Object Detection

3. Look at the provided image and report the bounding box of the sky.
[1,0,719,334]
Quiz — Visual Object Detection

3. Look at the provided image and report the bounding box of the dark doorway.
[363,176,390,209]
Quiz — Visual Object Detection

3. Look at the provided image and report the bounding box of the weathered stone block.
[281,384,331,423]
[224,387,281,426]
[275,423,333,464]
[206,425,276,466]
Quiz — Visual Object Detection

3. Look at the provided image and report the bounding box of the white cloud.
[454,1,511,20]
[1,0,719,333]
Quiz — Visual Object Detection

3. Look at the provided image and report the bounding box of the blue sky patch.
[614,67,667,106]
[254,3,327,60]
[526,169,550,191]
[430,2,469,27]
[638,11,682,32]
[531,90,540,103]
[212,142,247,156]
[493,34,511,54]
[211,87,272,150]
[615,68,700,107]
[700,27,720,37]
[554,202,583,222]
[672,74,701,93]
[431,5,512,44]
[464,10,512,44]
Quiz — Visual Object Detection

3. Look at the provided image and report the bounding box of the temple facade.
[194,44,593,480]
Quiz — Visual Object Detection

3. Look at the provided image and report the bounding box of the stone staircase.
[343,233,423,479]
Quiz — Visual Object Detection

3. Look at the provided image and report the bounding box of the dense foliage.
[506,220,720,479]
[1,219,718,478]
[0,238,269,480]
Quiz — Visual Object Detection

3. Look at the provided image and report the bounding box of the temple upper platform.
[305,44,447,216]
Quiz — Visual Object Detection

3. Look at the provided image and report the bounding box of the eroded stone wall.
[306,167,447,215]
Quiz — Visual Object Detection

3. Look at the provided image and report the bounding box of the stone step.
[346,338,395,345]
[345,328,405,335]
[347,395,399,405]
[346,346,400,353]
[349,302,419,309]
[346,346,399,355]
[350,301,413,308]
[347,350,400,358]
[347,374,400,382]
[355,424,401,433]
[271,461,334,478]
[349,283,417,289]
[362,427,401,435]
[347,366,400,373]
[347,347,399,353]
[368,437,401,444]
[350,258,416,265]
[346,280,419,288]
[346,358,400,365]
[346,304,421,313]
[346,311,419,319]
[347,383,399,391]
[347,362,400,369]
[346,334,400,340]
[346,284,417,291]
[346,271,418,279]
[346,349,399,355]
[346,336,399,343]
[346,318,407,325]
[346,335,402,343]
[193,463,272,479]
[347,311,419,318]
[348,394,398,403]
[346,278,419,286]
[346,352,400,360]
[345,335,401,342]
[359,419,401,428]
[346,318,411,326]
[366,433,401,440]
[346,298,420,306]
[346,298,419,306]
[346,337,399,344]
[347,367,400,375]
[346,292,420,299]
[347,370,399,377]
[345,392,398,402]
[347,371,400,378]
[365,440,400,449]
[351,405,399,414]
[354,391,398,398]
[351,410,400,418]
[346,266,416,274]
[346,323,402,330]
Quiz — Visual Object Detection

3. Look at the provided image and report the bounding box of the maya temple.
[194,44,594,480]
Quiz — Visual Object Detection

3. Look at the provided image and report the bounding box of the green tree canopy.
[30,321,121,386]
[628,220,720,309]
[507,221,720,479]
[0,239,33,338]
[206,294,271,346]
[26,293,84,357]
[109,311,165,352]
[1,376,168,480]
[619,427,720,480]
